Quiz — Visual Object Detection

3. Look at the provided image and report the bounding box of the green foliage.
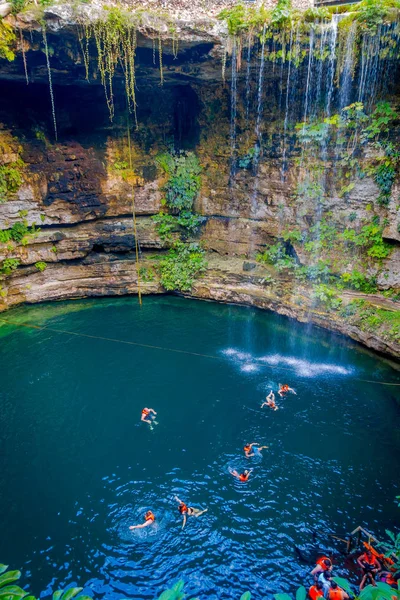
[35,261,47,272]
[0,21,16,62]
[0,161,24,203]
[0,258,20,276]
[256,243,297,271]
[153,212,205,241]
[295,260,332,283]
[10,0,27,14]
[157,580,251,600]
[341,219,392,260]
[312,284,343,310]
[347,300,400,344]
[159,242,207,292]
[282,228,303,243]
[138,266,155,282]
[0,221,38,245]
[218,3,248,36]
[353,0,400,32]
[340,270,377,293]
[237,146,260,169]
[0,565,93,600]
[271,0,293,27]
[157,152,201,213]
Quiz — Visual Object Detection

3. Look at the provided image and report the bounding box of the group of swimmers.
[309,549,399,598]
[132,384,296,529]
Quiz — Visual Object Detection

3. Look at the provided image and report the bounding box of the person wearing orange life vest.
[278,384,296,397]
[328,581,349,600]
[243,443,269,458]
[311,557,333,581]
[357,549,381,590]
[309,581,324,600]
[129,510,155,530]
[141,407,157,427]
[261,391,278,411]
[174,496,208,529]
[230,468,253,482]
[378,571,399,589]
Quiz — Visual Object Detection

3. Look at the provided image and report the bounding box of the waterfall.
[251,24,266,207]
[281,23,294,179]
[42,26,58,141]
[245,35,252,124]
[338,21,357,109]
[303,28,315,125]
[230,38,238,181]
[326,15,339,119]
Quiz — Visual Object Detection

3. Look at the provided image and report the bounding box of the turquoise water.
[0,296,399,600]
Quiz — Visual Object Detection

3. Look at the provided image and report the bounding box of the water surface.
[0,296,399,600]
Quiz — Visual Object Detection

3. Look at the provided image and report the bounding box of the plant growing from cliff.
[0,258,20,276]
[159,241,207,292]
[153,211,205,241]
[312,284,343,311]
[340,270,377,293]
[0,160,24,203]
[35,261,47,272]
[256,243,297,271]
[341,218,392,260]
[0,221,39,245]
[157,152,201,213]
[0,21,16,62]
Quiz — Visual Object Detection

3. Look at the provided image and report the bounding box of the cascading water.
[245,36,252,124]
[338,21,357,110]
[229,38,238,182]
[42,27,58,141]
[281,24,294,179]
[251,24,266,210]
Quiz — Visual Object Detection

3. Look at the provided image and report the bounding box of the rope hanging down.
[127,112,142,306]
[0,318,399,387]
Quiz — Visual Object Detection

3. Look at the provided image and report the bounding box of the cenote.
[0,296,399,599]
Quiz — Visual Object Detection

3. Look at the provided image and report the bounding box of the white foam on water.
[221,348,353,378]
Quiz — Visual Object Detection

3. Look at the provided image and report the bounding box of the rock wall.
[0,9,400,359]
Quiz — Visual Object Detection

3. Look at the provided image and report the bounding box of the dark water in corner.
[0,296,399,600]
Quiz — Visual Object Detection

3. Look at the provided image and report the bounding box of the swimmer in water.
[278,384,296,397]
[261,391,278,411]
[174,496,208,529]
[129,510,155,530]
[243,443,269,458]
[230,468,253,482]
[141,407,158,428]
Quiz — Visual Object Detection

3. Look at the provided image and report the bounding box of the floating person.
[129,510,155,530]
[278,383,296,397]
[328,581,349,600]
[309,581,324,600]
[378,571,399,589]
[244,443,269,457]
[230,468,253,482]
[141,407,158,428]
[261,390,278,411]
[318,571,332,597]
[311,557,333,581]
[174,496,208,530]
[357,548,381,590]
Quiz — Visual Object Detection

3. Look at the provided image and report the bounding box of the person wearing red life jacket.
[141,407,157,427]
[243,443,269,457]
[311,557,333,581]
[328,581,349,600]
[129,510,155,530]
[174,496,208,529]
[309,581,324,600]
[357,549,381,590]
[230,468,253,482]
[261,391,278,411]
[278,384,296,397]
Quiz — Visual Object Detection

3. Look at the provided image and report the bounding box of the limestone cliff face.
[0,6,399,358]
